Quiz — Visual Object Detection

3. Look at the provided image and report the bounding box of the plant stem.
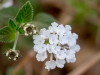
[50,54,53,60]
[12,32,19,50]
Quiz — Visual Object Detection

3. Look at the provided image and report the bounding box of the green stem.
[12,32,19,50]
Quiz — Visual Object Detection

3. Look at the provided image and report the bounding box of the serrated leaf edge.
[16,1,33,23]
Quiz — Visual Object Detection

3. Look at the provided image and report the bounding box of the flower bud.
[23,23,37,36]
[4,49,21,61]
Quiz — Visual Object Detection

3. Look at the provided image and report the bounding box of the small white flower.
[70,57,76,63]
[66,50,76,63]
[47,45,60,54]
[33,35,39,40]
[51,22,58,27]
[67,57,76,63]
[67,37,76,47]
[36,52,47,61]
[34,44,47,53]
[0,0,13,9]
[40,28,50,39]
[72,33,78,39]
[33,35,45,44]
[49,22,59,33]
[57,24,65,36]
[70,44,80,53]
[56,50,67,59]
[64,31,71,36]
[65,25,72,31]
[45,60,56,71]
[56,59,65,68]
[49,34,59,45]
[59,35,68,44]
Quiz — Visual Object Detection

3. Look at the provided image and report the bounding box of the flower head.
[23,23,37,36]
[33,22,80,70]
[4,49,21,61]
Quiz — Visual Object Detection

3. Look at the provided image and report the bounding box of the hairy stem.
[12,32,19,50]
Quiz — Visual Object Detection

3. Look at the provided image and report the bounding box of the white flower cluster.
[33,22,80,71]
[0,0,13,10]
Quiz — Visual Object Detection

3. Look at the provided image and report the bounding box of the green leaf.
[33,13,57,30]
[0,26,16,43]
[18,0,41,16]
[9,19,17,31]
[16,1,33,23]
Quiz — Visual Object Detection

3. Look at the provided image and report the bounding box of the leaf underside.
[0,26,16,43]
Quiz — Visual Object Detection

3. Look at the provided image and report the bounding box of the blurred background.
[0,0,100,75]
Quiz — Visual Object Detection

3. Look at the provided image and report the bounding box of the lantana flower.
[33,22,80,71]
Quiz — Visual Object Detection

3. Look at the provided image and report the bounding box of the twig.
[67,51,100,75]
